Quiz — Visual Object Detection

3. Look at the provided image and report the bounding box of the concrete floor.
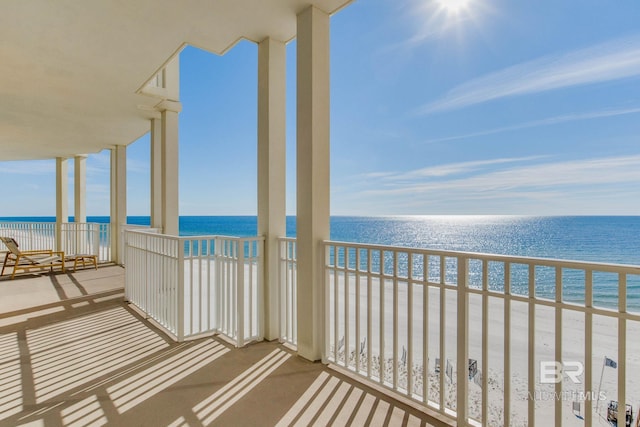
[0,266,449,427]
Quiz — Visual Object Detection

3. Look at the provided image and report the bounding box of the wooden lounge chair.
[64,253,98,271]
[0,237,65,279]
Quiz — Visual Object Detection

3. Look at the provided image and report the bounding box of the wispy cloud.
[423,106,640,144]
[341,154,640,214]
[417,35,640,114]
[372,156,545,182]
[127,158,149,174]
[0,160,54,175]
[364,155,640,196]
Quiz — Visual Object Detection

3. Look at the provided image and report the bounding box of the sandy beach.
[328,272,640,426]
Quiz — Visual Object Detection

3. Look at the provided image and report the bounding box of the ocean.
[3,215,638,263]
[2,215,639,309]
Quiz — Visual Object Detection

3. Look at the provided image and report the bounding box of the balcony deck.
[0,266,447,426]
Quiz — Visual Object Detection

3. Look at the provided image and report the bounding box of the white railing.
[60,222,111,262]
[0,221,112,262]
[323,240,640,427]
[119,224,160,265]
[0,222,56,251]
[124,230,264,346]
[278,237,297,346]
[124,230,181,336]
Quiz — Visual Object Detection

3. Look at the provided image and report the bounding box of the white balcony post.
[150,118,163,229]
[157,55,181,236]
[110,145,127,264]
[55,157,69,252]
[456,257,469,425]
[237,240,246,347]
[158,105,181,236]
[296,5,330,362]
[257,37,287,341]
[74,155,87,223]
[177,236,185,342]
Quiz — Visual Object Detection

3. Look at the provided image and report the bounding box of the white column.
[110,145,127,264]
[55,157,69,252]
[296,6,331,362]
[74,155,87,223]
[158,101,181,236]
[150,118,163,229]
[156,48,181,236]
[258,37,287,341]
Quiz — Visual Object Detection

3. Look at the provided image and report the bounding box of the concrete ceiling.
[0,0,352,161]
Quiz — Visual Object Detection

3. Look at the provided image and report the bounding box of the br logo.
[539,361,583,384]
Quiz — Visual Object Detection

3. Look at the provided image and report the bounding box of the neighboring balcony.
[0,221,112,263]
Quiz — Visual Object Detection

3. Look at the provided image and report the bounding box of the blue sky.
[2,0,640,217]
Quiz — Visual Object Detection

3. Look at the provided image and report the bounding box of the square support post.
[74,155,87,223]
[296,6,331,362]
[56,157,69,252]
[258,37,287,341]
[159,104,181,236]
[157,55,181,236]
[110,145,126,264]
[150,118,163,230]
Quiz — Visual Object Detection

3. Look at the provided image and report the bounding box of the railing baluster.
[227,240,232,336]
[237,240,245,347]
[189,240,194,336]
[528,264,535,427]
[584,269,593,425]
[355,247,361,374]
[456,256,469,426]
[177,236,185,342]
[292,242,297,345]
[618,272,626,427]
[334,245,339,363]
[423,254,429,405]
[393,250,399,390]
[504,262,511,427]
[250,241,255,339]
[215,239,220,333]
[197,239,202,335]
[367,249,373,379]
[407,252,414,398]
[482,260,488,426]
[555,266,563,426]
[323,243,330,363]
[439,255,446,412]
[287,242,292,343]
[282,241,289,342]
[207,239,212,332]
[380,250,386,385]
[345,247,350,369]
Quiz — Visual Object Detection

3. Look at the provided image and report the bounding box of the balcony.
[2,222,639,426]
[1,223,640,425]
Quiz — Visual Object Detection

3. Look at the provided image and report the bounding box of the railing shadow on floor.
[0,293,447,427]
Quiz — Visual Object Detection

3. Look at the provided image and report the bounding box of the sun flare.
[437,0,473,13]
